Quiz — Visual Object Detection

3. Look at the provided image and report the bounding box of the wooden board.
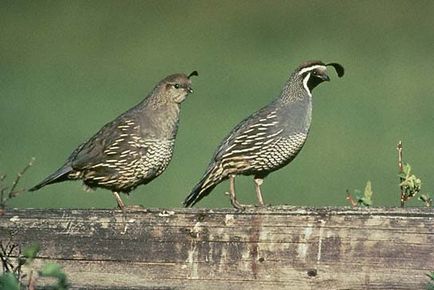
[0,207,433,289]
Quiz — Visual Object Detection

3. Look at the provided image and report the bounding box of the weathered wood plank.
[0,207,433,289]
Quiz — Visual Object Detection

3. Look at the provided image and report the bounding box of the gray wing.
[212,105,283,163]
[207,97,311,175]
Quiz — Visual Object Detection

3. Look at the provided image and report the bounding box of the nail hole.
[196,213,207,222]
[307,269,317,277]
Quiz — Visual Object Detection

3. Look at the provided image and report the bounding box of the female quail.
[30,71,198,210]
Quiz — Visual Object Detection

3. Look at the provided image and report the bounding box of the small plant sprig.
[39,263,69,290]
[426,272,434,290]
[397,141,432,208]
[0,238,40,289]
[346,181,374,207]
[0,157,35,215]
[419,193,432,207]
[0,239,69,289]
[399,163,421,204]
[0,239,22,282]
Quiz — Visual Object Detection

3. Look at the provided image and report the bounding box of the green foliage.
[347,181,374,207]
[356,181,373,207]
[0,243,68,290]
[419,193,433,207]
[426,272,434,290]
[399,163,432,207]
[39,263,69,290]
[399,163,422,200]
[0,272,20,290]
[22,243,40,264]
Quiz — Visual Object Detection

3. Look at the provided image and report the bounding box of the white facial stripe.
[297,65,326,76]
[302,72,312,98]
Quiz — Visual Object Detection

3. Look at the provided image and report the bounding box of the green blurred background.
[1,0,433,209]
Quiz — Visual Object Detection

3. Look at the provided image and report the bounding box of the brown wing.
[69,116,140,170]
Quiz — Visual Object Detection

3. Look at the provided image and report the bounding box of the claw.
[225,191,245,210]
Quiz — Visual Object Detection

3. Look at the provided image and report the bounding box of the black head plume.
[188,71,199,79]
[326,63,344,78]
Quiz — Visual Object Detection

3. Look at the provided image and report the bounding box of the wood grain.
[0,207,433,289]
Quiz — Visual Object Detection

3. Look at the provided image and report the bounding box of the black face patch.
[307,73,324,90]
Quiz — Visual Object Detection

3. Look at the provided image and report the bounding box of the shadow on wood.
[0,207,433,289]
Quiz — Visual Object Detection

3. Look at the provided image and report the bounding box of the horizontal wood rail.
[0,207,433,289]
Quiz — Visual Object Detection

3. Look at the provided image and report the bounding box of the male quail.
[30,71,198,210]
[183,61,344,208]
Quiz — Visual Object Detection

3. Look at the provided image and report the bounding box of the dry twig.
[0,157,35,213]
[346,190,358,207]
[397,141,405,207]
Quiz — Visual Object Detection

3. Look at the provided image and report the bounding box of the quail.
[183,61,344,209]
[30,71,199,210]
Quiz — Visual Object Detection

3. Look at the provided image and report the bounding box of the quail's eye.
[174,84,180,89]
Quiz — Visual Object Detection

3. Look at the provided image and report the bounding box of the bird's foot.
[225,191,255,211]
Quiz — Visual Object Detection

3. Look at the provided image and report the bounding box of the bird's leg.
[112,191,130,234]
[225,175,244,210]
[225,175,255,210]
[112,191,126,211]
[112,192,144,213]
[254,178,265,207]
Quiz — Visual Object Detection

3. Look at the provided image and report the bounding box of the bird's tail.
[183,165,225,207]
[28,165,72,191]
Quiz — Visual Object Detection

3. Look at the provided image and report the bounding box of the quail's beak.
[187,86,193,94]
[320,73,330,82]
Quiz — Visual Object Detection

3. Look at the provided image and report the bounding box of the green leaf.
[364,197,373,206]
[23,243,41,264]
[358,197,372,207]
[0,272,20,290]
[427,278,434,290]
[403,163,411,175]
[39,263,69,290]
[355,181,373,207]
[40,263,63,278]
[409,178,415,188]
[419,194,433,207]
[364,181,373,200]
